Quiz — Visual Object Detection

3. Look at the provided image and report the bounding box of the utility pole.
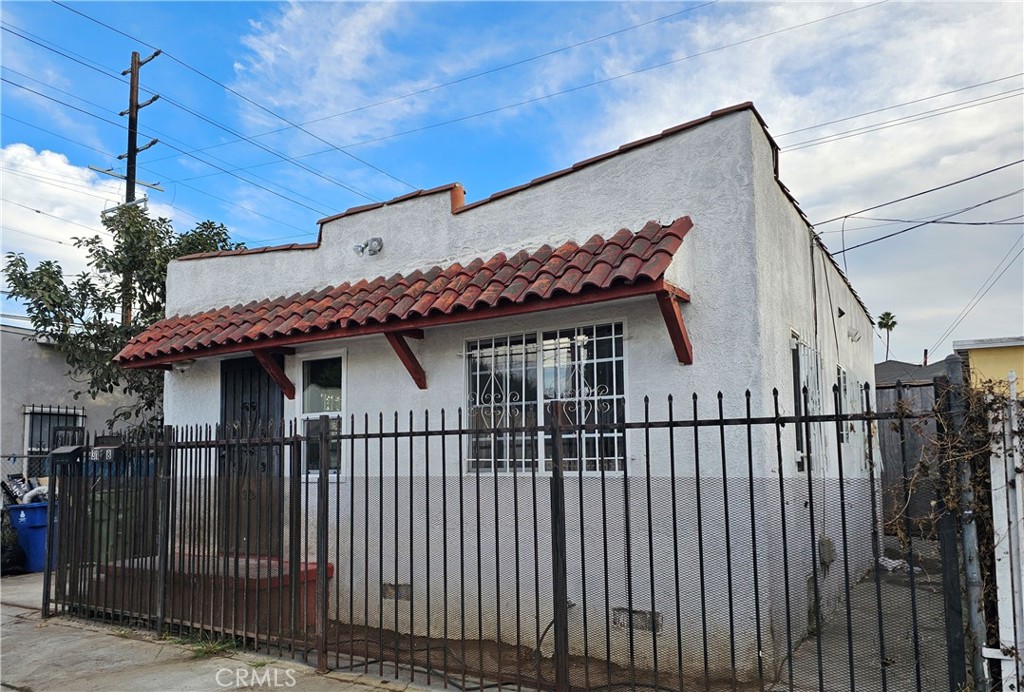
[92,49,162,327]
[121,50,161,204]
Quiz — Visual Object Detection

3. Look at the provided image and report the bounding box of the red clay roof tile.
[115,218,692,365]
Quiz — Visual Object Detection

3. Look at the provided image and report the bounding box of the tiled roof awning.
[116,218,694,377]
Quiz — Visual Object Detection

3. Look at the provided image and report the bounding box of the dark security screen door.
[220,356,284,555]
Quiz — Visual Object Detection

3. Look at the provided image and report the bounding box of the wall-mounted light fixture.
[172,359,196,373]
[353,237,384,257]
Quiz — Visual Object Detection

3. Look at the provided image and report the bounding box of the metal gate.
[42,377,1007,691]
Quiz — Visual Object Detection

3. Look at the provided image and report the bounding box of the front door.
[220,356,284,555]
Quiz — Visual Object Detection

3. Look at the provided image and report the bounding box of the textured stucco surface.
[1,324,130,459]
[165,111,766,427]
[157,108,878,680]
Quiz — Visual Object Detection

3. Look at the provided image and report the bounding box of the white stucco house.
[116,103,876,680]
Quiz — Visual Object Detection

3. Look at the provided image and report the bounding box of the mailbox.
[48,445,85,465]
[89,436,125,464]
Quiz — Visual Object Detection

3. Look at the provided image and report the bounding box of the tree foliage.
[877,310,898,360]
[3,206,242,428]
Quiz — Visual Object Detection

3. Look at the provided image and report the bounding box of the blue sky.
[2,1,1022,363]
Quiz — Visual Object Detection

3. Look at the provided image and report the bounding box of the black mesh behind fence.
[43,385,974,692]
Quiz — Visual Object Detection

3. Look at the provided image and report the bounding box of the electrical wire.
[1,67,345,214]
[1,77,334,216]
[1,22,381,203]
[928,235,1024,354]
[833,189,1023,254]
[338,1,887,149]
[53,0,433,189]
[1,112,119,160]
[774,73,1024,137]
[1,199,112,237]
[168,180,313,237]
[2,224,85,247]
[1,137,312,239]
[846,215,1023,226]
[819,213,1024,235]
[782,89,1023,151]
[153,0,889,175]
[814,159,1024,226]
[0,22,125,86]
[55,0,718,157]
[1,166,124,202]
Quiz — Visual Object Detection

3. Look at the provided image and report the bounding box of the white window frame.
[23,405,85,457]
[464,319,629,475]
[293,348,347,477]
[835,362,851,444]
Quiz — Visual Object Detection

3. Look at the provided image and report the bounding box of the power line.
[2,224,91,247]
[0,130,313,239]
[820,216,1023,234]
[0,22,126,87]
[928,236,1024,353]
[775,73,1024,137]
[1,22,380,203]
[833,188,1024,254]
[0,129,312,243]
[66,0,718,159]
[1,166,124,202]
[53,0,423,190]
[334,2,891,150]
[1,111,120,161]
[814,159,1024,226]
[1,67,344,214]
[1,198,111,236]
[847,215,1023,226]
[168,180,313,237]
[782,89,1023,151]
[149,1,891,178]
[143,90,380,202]
[1,77,335,216]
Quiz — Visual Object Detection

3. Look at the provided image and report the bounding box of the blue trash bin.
[11,502,50,572]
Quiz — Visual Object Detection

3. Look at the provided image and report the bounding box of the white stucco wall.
[164,111,768,431]
[158,107,878,681]
[748,117,878,669]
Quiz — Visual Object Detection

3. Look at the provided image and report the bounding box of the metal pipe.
[945,354,990,691]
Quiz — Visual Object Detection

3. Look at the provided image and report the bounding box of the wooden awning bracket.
[385,332,427,389]
[251,349,296,400]
[656,290,693,365]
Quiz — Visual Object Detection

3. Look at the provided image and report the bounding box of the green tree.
[3,206,242,427]
[877,311,898,361]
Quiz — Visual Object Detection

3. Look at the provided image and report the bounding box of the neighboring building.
[953,336,1024,386]
[0,321,129,478]
[874,357,954,531]
[115,103,876,678]
[874,358,950,387]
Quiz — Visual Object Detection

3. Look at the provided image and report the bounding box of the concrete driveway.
[1,573,436,692]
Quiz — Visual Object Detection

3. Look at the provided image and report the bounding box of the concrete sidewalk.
[0,573,435,692]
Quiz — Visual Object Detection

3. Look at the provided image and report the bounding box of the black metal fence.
[5,405,86,479]
[44,383,969,691]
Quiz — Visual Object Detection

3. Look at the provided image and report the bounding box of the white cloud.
[561,1,1023,361]
[1,144,207,317]
[232,2,430,148]
[2,144,121,271]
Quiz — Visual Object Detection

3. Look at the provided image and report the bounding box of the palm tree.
[878,311,897,360]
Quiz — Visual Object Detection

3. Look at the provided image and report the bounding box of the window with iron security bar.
[23,405,84,456]
[467,322,626,473]
[46,380,974,692]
